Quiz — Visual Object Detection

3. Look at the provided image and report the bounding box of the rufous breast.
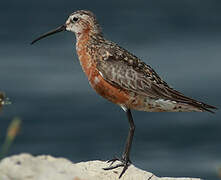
[76,35,132,106]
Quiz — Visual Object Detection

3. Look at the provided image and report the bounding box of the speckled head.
[66,10,102,35]
[31,10,101,45]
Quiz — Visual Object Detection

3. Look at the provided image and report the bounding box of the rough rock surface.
[0,153,202,180]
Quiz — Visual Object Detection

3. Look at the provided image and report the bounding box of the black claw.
[106,156,121,166]
[119,164,129,178]
[103,156,131,178]
[103,163,124,170]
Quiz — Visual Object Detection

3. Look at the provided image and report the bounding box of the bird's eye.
[72,17,79,22]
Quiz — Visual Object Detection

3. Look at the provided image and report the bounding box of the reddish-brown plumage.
[75,21,217,112]
[31,10,217,112]
[31,10,217,178]
[76,33,131,105]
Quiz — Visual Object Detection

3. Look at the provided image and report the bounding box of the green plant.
[218,167,221,179]
[0,118,22,159]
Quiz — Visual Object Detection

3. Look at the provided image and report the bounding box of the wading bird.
[31,10,217,178]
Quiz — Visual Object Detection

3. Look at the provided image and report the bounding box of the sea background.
[0,1,221,179]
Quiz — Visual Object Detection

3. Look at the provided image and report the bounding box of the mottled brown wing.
[97,52,173,98]
[96,51,217,112]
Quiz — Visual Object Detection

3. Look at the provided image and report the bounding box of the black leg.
[103,108,136,178]
[123,109,135,162]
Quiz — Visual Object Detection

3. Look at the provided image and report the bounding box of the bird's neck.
[76,32,90,50]
[76,30,104,53]
[76,30,103,80]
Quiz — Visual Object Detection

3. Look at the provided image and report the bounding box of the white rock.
[0,153,202,180]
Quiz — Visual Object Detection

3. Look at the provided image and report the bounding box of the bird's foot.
[103,155,131,178]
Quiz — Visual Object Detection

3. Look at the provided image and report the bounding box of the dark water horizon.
[1,1,221,179]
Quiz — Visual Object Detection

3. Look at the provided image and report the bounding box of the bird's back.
[76,30,217,113]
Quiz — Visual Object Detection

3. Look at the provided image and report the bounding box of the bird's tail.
[165,87,218,113]
[197,102,218,113]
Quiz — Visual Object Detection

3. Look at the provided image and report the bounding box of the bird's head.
[66,10,101,35]
[31,10,101,44]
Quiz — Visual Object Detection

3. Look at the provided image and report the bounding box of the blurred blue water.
[0,1,221,179]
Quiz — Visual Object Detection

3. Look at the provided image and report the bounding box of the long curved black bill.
[31,24,66,45]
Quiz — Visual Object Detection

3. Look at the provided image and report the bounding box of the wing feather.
[96,45,217,112]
